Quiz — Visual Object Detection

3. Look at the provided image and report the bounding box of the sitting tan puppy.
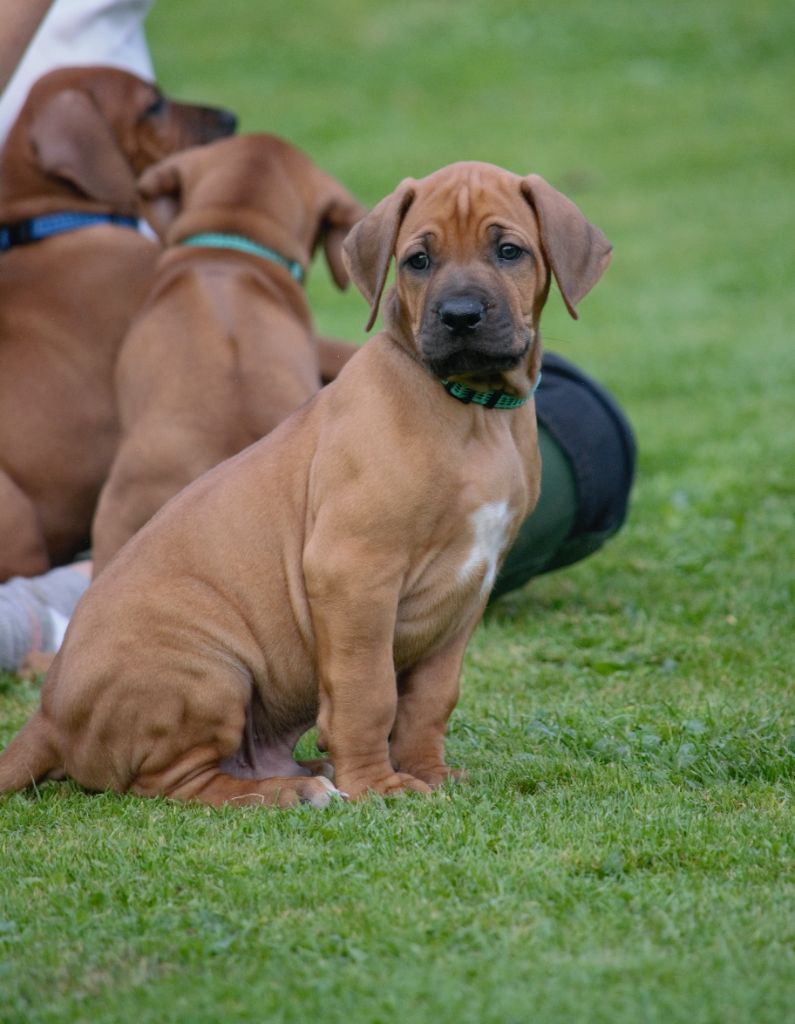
[90,133,366,573]
[0,162,611,807]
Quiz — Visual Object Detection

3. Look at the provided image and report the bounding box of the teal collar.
[180,232,304,283]
[441,371,542,410]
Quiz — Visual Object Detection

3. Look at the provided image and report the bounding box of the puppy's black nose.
[438,296,485,333]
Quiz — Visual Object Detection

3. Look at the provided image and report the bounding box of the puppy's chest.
[455,499,515,596]
[394,498,518,664]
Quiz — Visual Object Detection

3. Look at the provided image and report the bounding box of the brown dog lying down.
[90,133,366,574]
[0,66,236,582]
[0,161,611,807]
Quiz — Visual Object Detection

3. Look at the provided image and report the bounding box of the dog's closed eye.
[141,94,167,120]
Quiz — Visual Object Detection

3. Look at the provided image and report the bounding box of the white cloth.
[0,566,90,670]
[0,0,155,146]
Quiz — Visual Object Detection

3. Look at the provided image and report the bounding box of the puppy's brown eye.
[406,252,430,271]
[498,243,522,261]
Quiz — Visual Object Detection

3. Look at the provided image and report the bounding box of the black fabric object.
[491,351,636,599]
[534,350,636,544]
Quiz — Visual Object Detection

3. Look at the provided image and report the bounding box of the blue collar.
[0,211,140,251]
[179,232,305,283]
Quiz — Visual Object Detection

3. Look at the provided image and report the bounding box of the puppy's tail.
[0,710,61,794]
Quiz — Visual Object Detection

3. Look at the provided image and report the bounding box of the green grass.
[2,0,794,1021]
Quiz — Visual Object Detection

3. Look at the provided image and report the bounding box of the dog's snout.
[438,296,485,333]
[192,105,238,143]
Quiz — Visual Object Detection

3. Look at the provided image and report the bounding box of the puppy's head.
[2,65,236,213]
[343,162,611,395]
[138,133,366,288]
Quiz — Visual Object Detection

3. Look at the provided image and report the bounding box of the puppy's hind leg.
[128,701,343,809]
[124,672,346,809]
[133,754,344,808]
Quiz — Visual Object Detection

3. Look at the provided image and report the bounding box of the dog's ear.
[520,175,612,320]
[342,180,416,331]
[137,156,184,240]
[29,88,138,209]
[316,185,368,291]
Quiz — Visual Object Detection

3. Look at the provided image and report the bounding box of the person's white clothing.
[0,0,154,146]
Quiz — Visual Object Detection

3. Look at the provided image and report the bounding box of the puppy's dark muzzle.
[175,102,238,144]
[200,106,238,141]
[420,291,525,378]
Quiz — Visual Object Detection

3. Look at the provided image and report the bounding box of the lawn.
[1,1,794,1021]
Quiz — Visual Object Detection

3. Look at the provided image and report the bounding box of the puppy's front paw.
[404,765,468,788]
[341,771,433,800]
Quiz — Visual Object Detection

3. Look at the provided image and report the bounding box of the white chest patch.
[458,501,514,597]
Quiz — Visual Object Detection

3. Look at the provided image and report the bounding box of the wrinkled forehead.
[397,162,539,252]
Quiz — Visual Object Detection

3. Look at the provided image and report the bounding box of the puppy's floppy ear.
[521,174,612,320]
[137,155,184,240]
[315,179,368,291]
[342,179,416,331]
[29,88,138,209]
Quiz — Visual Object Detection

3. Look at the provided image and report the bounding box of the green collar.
[180,232,304,283]
[441,371,542,410]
